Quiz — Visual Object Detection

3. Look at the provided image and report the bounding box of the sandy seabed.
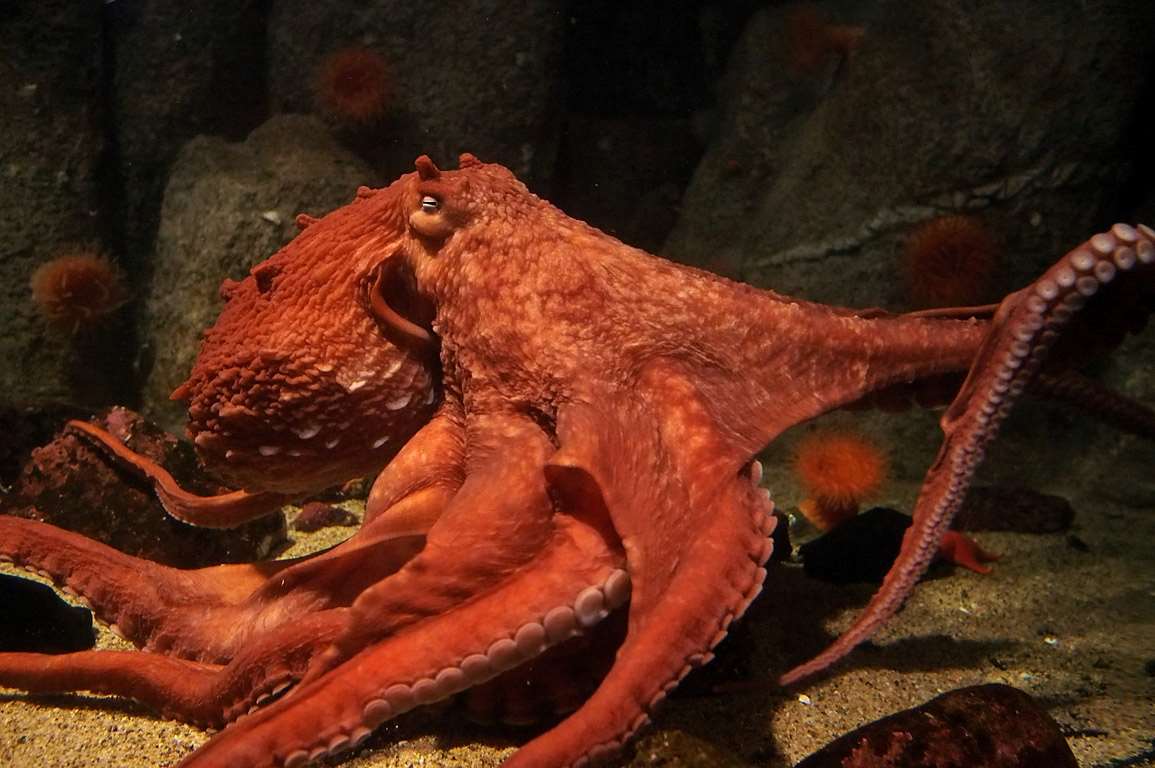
[2,456,1153,768]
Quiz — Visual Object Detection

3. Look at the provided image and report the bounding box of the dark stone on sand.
[953,485,1074,533]
[796,684,1077,768]
[0,574,94,654]
[770,508,792,563]
[1066,534,1091,553]
[0,407,287,568]
[799,507,907,585]
[292,501,358,533]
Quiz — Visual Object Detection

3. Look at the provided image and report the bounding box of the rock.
[0,0,131,407]
[664,0,874,278]
[667,0,1155,307]
[800,506,908,584]
[292,501,358,533]
[142,115,376,429]
[953,485,1074,533]
[801,506,998,582]
[796,684,1078,768]
[0,407,287,568]
[267,0,566,185]
[106,0,268,265]
[0,574,94,654]
[553,115,700,254]
[770,508,792,563]
[0,402,89,489]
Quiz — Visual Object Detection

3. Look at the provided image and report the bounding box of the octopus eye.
[420,195,440,213]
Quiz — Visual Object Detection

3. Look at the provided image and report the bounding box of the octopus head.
[173,173,439,495]
[398,153,545,252]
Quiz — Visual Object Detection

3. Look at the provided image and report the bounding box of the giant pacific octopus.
[1,154,1154,768]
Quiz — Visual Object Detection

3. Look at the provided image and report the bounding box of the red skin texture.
[0,154,1152,768]
[174,182,439,496]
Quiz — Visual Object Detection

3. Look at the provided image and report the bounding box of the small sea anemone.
[793,430,888,530]
[904,215,1000,308]
[314,47,392,125]
[30,251,129,330]
[786,4,866,76]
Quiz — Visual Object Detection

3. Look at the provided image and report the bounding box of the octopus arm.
[361,401,466,532]
[506,360,775,768]
[0,512,427,663]
[171,410,629,767]
[1032,369,1155,439]
[0,609,347,729]
[174,515,627,768]
[317,410,569,663]
[244,408,471,613]
[0,515,294,657]
[69,419,291,528]
[781,223,1155,685]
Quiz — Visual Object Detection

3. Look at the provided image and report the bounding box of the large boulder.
[667,0,1155,308]
[142,115,376,430]
[107,0,268,267]
[267,0,566,184]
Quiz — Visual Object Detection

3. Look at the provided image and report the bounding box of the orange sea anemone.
[786,4,865,76]
[30,251,129,330]
[793,430,888,530]
[904,215,1000,309]
[314,47,392,125]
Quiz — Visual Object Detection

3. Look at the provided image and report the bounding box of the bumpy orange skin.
[174,179,437,495]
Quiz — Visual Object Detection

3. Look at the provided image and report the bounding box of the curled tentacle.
[780,223,1155,686]
[505,362,775,768]
[68,420,290,528]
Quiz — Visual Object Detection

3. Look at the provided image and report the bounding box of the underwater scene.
[1,1,1153,767]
